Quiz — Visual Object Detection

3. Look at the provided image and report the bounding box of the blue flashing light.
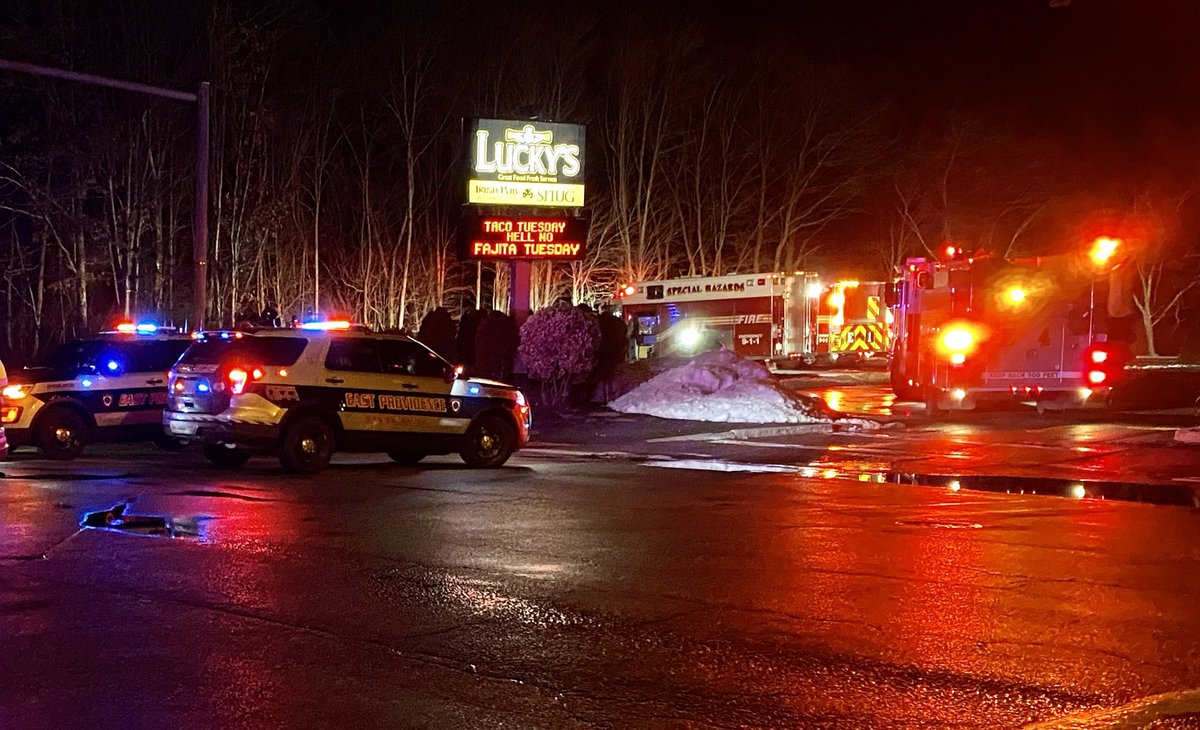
[135,323,158,334]
[467,385,481,396]
[197,383,210,393]
[219,332,232,340]
[300,320,352,331]
[81,378,94,388]
[106,360,120,372]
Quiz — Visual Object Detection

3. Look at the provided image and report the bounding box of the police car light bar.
[300,320,352,331]
[114,322,160,334]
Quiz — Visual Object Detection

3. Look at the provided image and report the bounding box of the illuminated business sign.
[464,217,588,260]
[466,118,585,207]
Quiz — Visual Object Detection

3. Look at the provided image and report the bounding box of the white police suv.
[163,322,531,474]
[1,324,193,459]
[0,357,8,460]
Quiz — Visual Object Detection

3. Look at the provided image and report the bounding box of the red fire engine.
[888,243,1129,412]
[616,272,892,363]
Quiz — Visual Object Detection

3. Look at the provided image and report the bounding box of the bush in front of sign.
[519,304,600,408]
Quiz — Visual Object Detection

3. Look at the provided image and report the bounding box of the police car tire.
[202,444,251,469]
[459,415,515,468]
[35,408,88,461]
[279,416,335,475]
[387,450,426,465]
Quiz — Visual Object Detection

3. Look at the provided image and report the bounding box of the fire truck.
[887,244,1130,412]
[616,272,892,363]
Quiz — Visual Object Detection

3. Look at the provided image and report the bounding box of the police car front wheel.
[279,416,335,475]
[35,408,88,461]
[460,415,516,468]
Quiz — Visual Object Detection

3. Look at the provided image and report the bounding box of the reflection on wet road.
[3,384,1200,728]
[806,383,905,417]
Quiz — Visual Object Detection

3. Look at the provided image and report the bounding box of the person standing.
[417,306,458,362]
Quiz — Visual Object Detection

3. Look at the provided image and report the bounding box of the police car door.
[94,340,180,427]
[322,338,394,435]
[376,340,463,434]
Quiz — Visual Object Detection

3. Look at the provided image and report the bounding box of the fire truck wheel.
[890,367,922,402]
[923,388,946,419]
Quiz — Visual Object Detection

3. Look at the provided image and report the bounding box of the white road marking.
[641,459,802,474]
[647,424,834,443]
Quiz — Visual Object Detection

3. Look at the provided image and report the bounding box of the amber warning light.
[464,216,588,261]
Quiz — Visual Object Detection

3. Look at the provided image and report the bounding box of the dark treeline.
[3,0,1200,361]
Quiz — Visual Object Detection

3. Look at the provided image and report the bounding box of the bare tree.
[1131,191,1199,356]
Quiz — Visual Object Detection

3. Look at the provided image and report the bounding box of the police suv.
[0,357,9,460]
[163,322,531,474]
[1,325,193,459]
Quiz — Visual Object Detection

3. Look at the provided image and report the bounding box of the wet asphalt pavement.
[4,388,1200,728]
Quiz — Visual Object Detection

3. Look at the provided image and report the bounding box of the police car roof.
[216,327,416,341]
[93,330,190,340]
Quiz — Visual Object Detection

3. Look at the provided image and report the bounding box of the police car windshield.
[180,337,308,366]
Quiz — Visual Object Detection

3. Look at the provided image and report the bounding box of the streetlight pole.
[193,81,210,331]
[0,58,211,330]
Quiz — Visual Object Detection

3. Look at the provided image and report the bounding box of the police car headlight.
[1,384,28,400]
[515,390,527,407]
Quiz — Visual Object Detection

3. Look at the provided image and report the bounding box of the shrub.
[519,305,600,407]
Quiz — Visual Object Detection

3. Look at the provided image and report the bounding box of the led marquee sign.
[464,217,588,261]
[466,119,585,207]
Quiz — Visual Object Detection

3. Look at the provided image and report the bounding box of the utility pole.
[0,59,211,330]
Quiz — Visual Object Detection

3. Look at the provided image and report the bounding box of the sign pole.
[510,260,532,327]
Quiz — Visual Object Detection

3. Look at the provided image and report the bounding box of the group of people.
[230,295,629,404]
[416,304,520,382]
[418,301,629,404]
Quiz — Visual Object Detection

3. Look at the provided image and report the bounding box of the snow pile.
[610,350,877,428]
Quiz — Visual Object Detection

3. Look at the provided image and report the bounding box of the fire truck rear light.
[951,388,966,401]
[1010,386,1018,395]
[1024,386,1033,394]
[1091,350,1108,364]
[950,353,966,365]
[1035,386,1044,394]
[1087,370,1107,385]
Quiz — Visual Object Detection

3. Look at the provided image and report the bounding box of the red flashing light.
[115,322,137,333]
[623,285,637,297]
[1087,370,1107,385]
[1090,349,1108,364]
[300,320,351,331]
[944,245,958,258]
